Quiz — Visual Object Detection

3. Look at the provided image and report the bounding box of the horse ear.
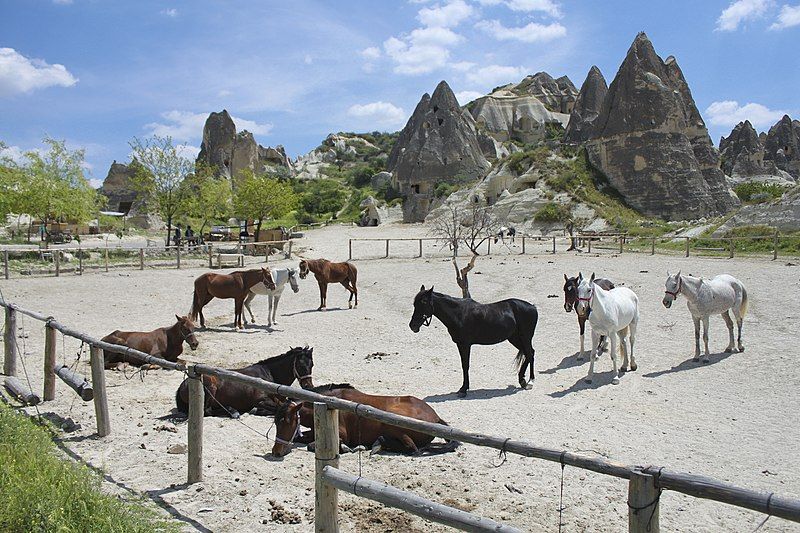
[578,272,583,280]
[590,272,595,282]
[564,273,568,281]
[420,284,426,292]
[676,270,681,279]
[175,314,181,322]
[428,285,434,294]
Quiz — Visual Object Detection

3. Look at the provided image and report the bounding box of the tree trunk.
[255,219,263,242]
[453,254,477,299]
[166,216,172,247]
[566,222,579,251]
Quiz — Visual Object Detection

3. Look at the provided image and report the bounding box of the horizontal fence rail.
[2,296,800,530]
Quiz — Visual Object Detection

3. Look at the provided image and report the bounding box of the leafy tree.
[300,179,348,217]
[233,169,297,240]
[13,138,99,241]
[129,135,194,246]
[182,163,232,236]
[0,143,24,221]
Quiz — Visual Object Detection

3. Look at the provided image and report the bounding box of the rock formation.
[586,32,738,220]
[469,90,570,145]
[197,110,292,187]
[713,186,800,233]
[100,161,139,214]
[294,133,384,181]
[563,66,608,144]
[388,80,491,222]
[511,72,578,114]
[719,121,793,185]
[763,115,800,179]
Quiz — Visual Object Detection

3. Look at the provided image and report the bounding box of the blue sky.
[1,0,798,186]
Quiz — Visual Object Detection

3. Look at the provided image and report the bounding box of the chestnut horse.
[175,346,315,418]
[102,315,199,370]
[271,383,458,457]
[191,268,276,329]
[298,258,358,310]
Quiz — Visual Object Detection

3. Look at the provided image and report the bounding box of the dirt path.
[2,224,799,532]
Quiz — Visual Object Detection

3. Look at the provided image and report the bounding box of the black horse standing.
[409,286,538,396]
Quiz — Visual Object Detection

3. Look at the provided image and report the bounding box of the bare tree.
[565,215,589,251]
[453,253,477,298]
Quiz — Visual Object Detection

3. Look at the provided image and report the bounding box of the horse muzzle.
[188,340,199,350]
[564,302,573,313]
[271,444,290,458]
[409,321,421,333]
[299,377,314,389]
[662,298,672,309]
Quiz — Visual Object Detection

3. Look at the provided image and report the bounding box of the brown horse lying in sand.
[298,259,358,310]
[271,383,458,457]
[175,346,315,418]
[102,315,199,370]
[191,268,275,329]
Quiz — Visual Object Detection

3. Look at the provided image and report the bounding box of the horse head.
[298,260,309,279]
[292,346,314,388]
[575,273,594,316]
[287,268,301,293]
[175,314,199,350]
[271,400,302,457]
[409,285,435,333]
[261,268,277,290]
[663,270,681,308]
[563,274,579,313]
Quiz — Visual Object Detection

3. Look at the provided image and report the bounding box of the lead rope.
[492,438,511,467]
[558,451,566,533]
[752,493,774,532]
[627,467,663,533]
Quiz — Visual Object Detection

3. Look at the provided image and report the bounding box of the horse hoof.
[724,347,734,353]
[584,378,592,384]
[519,380,531,390]
[702,358,710,364]
[738,346,745,353]
[612,377,620,385]
[457,390,468,398]
[630,363,638,372]
[693,357,700,362]
[620,366,628,373]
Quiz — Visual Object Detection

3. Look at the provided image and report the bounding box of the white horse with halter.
[576,273,640,385]
[244,267,301,326]
[662,271,747,362]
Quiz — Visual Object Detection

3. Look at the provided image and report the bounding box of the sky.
[1,0,799,187]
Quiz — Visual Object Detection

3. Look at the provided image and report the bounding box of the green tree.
[0,143,24,221]
[15,138,99,241]
[129,135,194,246]
[233,169,297,240]
[182,163,232,237]
[300,179,348,217]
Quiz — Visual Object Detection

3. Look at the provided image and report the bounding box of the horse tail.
[346,262,358,285]
[514,351,526,373]
[739,284,749,318]
[190,290,200,321]
[175,382,188,414]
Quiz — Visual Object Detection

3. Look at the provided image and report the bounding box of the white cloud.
[161,8,178,17]
[475,19,566,42]
[705,100,788,128]
[0,144,27,163]
[770,3,800,29]
[417,0,474,28]
[0,48,78,97]
[455,90,484,105]
[144,110,272,142]
[476,0,562,17]
[304,54,313,65]
[89,178,104,188]
[465,64,527,88]
[451,61,476,72]
[715,0,769,31]
[52,0,73,4]
[175,145,201,160]
[347,101,406,128]
[360,47,382,60]
[383,33,455,75]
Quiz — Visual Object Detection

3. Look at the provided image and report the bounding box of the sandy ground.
[2,223,800,532]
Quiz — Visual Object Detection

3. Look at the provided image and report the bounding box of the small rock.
[139,443,146,449]
[167,443,187,454]
[240,489,248,496]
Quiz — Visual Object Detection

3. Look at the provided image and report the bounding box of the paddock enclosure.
[1,223,799,532]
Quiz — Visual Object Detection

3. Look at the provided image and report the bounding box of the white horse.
[243,267,300,326]
[662,271,748,362]
[576,273,639,385]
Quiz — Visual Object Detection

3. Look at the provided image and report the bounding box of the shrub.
[733,182,788,203]
[534,202,571,223]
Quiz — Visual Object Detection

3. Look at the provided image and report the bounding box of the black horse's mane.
[255,346,309,366]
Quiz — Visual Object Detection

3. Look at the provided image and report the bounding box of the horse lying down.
[270,383,459,457]
[175,346,314,418]
[102,315,199,370]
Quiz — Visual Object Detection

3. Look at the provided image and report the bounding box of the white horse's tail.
[739,284,749,318]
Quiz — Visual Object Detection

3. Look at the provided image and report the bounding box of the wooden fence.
[348,231,798,262]
[0,240,294,279]
[2,296,800,532]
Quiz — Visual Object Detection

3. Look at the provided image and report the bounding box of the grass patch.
[732,182,789,204]
[0,403,177,532]
[534,202,571,223]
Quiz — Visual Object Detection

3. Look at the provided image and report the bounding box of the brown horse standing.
[271,384,457,457]
[298,259,358,310]
[191,268,275,329]
[102,315,199,370]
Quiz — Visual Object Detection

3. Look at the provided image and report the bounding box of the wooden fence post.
[521,236,526,254]
[773,230,779,260]
[177,246,181,269]
[4,307,17,376]
[348,239,352,261]
[628,470,660,533]
[315,402,340,533]
[385,239,389,259]
[418,239,423,258]
[208,245,213,268]
[78,247,83,275]
[55,249,60,277]
[619,236,624,254]
[43,324,56,401]
[139,248,144,270]
[729,238,735,259]
[685,237,690,258]
[651,237,656,256]
[588,238,592,254]
[187,366,204,483]
[552,236,556,254]
[4,250,9,279]
[104,248,109,272]
[287,240,293,259]
[487,238,491,255]
[89,345,111,437]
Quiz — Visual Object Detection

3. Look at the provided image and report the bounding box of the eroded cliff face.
[719,120,794,185]
[586,32,738,220]
[388,80,490,222]
[764,115,800,180]
[563,66,608,144]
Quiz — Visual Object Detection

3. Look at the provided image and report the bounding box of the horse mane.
[311,383,354,393]
[255,346,307,366]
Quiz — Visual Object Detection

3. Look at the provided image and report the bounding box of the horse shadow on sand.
[424,385,520,403]
[198,323,276,334]
[643,350,735,379]
[539,352,590,375]
[548,370,620,398]
[281,307,349,317]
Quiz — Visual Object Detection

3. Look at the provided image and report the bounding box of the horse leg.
[610,331,620,385]
[317,281,327,310]
[271,294,281,325]
[701,316,710,363]
[457,344,471,396]
[618,328,629,372]
[722,311,735,353]
[398,434,421,456]
[340,281,354,309]
[578,316,585,360]
[693,316,701,362]
[628,319,638,371]
[235,298,244,329]
[244,292,256,323]
[585,329,599,383]
[351,278,358,308]
[736,315,745,353]
[267,294,274,327]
